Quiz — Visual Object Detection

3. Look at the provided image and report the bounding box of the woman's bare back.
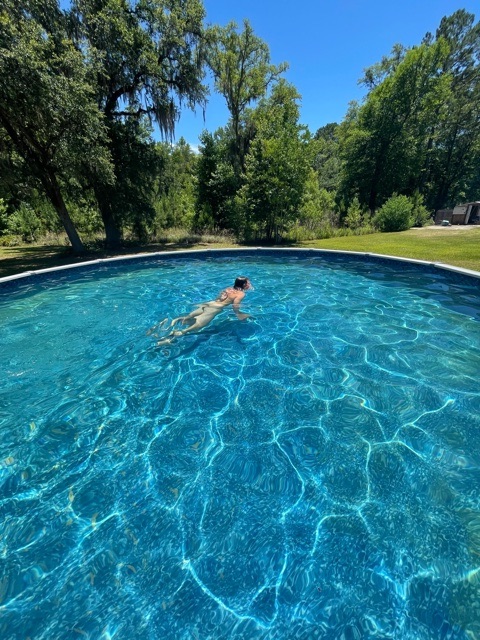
[153,277,252,345]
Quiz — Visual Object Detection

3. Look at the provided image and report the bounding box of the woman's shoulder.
[219,287,243,301]
[217,288,233,301]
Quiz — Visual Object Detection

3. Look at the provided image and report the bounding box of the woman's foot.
[147,318,167,336]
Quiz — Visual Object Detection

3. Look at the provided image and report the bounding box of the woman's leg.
[157,308,220,344]
[146,317,168,336]
[170,306,205,327]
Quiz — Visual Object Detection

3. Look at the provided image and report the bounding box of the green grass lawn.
[0,226,479,279]
[307,226,480,272]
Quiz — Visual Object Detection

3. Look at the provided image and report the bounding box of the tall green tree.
[153,137,197,231]
[207,19,287,174]
[422,10,480,209]
[0,0,113,252]
[338,39,451,212]
[313,123,341,192]
[298,170,338,233]
[70,0,208,247]
[241,81,312,241]
[194,127,241,231]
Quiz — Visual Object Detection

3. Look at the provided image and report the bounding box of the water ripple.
[0,254,479,638]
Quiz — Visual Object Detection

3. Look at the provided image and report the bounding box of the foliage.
[69,203,104,237]
[152,227,235,245]
[0,234,20,246]
[339,10,480,215]
[193,128,243,232]
[92,119,160,244]
[298,170,338,232]
[152,138,198,233]
[4,203,42,242]
[1,5,479,249]
[241,81,312,241]
[313,123,342,192]
[0,0,113,252]
[70,0,209,247]
[338,40,451,212]
[207,19,287,173]
[286,222,376,242]
[421,10,480,210]
[0,198,7,232]
[344,196,365,230]
[373,194,414,232]
[410,191,432,227]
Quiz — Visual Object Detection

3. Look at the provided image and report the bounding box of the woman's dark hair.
[234,277,249,290]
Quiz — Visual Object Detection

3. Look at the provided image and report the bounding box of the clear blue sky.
[174,0,479,148]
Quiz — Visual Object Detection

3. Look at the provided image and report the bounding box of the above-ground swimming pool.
[1,249,480,640]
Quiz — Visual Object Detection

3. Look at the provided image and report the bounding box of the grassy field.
[308,226,480,272]
[0,226,479,279]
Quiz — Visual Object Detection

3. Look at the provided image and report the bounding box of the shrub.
[70,204,104,237]
[0,198,8,233]
[298,174,338,231]
[286,225,318,242]
[6,203,42,242]
[0,234,21,246]
[410,191,432,227]
[344,196,364,230]
[373,194,413,232]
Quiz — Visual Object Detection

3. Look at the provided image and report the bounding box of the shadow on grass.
[0,242,226,279]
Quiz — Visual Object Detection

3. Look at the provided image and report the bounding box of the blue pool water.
[1,251,480,639]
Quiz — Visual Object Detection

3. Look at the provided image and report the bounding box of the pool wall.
[1,248,479,291]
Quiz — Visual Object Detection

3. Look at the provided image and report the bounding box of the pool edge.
[1,247,480,284]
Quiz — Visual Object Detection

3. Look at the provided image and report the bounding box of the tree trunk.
[41,171,85,254]
[94,186,123,249]
[102,212,123,249]
[0,110,85,253]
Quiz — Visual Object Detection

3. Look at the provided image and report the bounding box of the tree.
[70,0,208,247]
[313,123,341,192]
[0,0,113,252]
[194,127,241,231]
[422,10,480,210]
[103,118,159,243]
[153,138,197,232]
[207,19,287,175]
[338,40,451,212]
[344,196,365,230]
[298,170,338,233]
[339,11,480,214]
[241,81,311,241]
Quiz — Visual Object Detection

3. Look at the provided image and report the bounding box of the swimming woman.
[153,276,253,345]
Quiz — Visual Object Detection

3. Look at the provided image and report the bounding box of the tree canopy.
[1,7,479,248]
[0,0,113,251]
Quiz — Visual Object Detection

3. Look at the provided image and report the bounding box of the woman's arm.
[232,292,249,320]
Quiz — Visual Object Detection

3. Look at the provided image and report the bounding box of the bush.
[0,198,8,233]
[151,226,236,245]
[286,225,318,242]
[0,234,21,246]
[70,204,104,237]
[373,194,413,232]
[344,196,365,230]
[5,203,42,242]
[410,191,432,227]
[298,175,339,231]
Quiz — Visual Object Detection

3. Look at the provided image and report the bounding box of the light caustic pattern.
[1,254,480,640]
